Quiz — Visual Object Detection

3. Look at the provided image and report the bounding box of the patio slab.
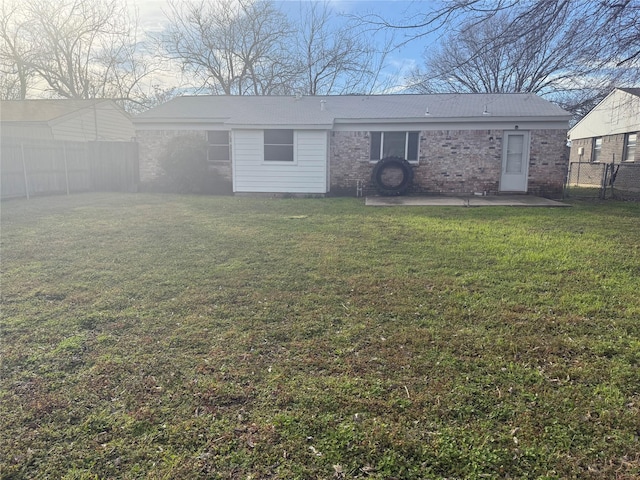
[365,195,570,207]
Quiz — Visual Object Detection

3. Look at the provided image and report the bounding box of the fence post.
[21,142,30,200]
[564,163,571,199]
[601,164,609,200]
[63,142,70,195]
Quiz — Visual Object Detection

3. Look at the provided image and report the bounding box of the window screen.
[264,130,294,162]
[207,131,229,162]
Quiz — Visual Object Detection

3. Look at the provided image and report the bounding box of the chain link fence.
[565,162,640,200]
[608,163,640,200]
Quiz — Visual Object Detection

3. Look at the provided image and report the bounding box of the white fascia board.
[225,123,334,130]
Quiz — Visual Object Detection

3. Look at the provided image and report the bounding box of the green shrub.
[159,135,210,193]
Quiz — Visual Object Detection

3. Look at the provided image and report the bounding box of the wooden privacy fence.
[1,139,138,199]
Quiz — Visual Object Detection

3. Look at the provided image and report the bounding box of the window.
[207,131,229,162]
[623,133,636,162]
[592,137,602,163]
[264,129,294,162]
[370,131,419,162]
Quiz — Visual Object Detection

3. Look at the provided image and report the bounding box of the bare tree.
[159,0,398,96]
[406,11,639,120]
[294,1,394,95]
[235,0,299,95]
[388,1,639,119]
[0,0,155,108]
[408,13,606,95]
[363,0,640,67]
[133,85,181,114]
[0,2,34,99]
[160,0,297,95]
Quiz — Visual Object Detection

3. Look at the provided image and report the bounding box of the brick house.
[568,88,639,164]
[133,94,570,197]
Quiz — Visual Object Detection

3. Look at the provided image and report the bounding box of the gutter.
[332,115,572,124]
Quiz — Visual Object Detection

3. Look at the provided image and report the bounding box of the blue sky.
[276,0,434,88]
[277,1,434,72]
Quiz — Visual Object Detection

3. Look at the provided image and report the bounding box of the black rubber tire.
[371,156,414,196]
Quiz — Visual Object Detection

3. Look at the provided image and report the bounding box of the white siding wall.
[233,129,328,193]
[51,104,135,141]
[570,89,640,140]
[1,124,53,140]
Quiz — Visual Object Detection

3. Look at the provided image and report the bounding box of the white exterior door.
[500,131,530,192]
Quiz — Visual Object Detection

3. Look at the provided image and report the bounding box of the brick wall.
[569,138,594,163]
[330,129,568,197]
[414,130,502,195]
[137,130,232,188]
[528,129,570,197]
[328,131,371,195]
[569,134,634,164]
[598,134,625,164]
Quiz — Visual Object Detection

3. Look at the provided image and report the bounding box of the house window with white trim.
[264,129,294,162]
[623,133,636,162]
[370,131,419,163]
[592,137,602,163]
[207,131,230,162]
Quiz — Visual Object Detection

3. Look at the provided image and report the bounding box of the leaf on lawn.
[308,446,322,456]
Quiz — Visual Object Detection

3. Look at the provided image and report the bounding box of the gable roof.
[134,93,570,128]
[0,99,120,123]
[618,87,640,97]
[569,87,640,140]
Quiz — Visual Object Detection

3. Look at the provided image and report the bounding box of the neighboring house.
[568,88,639,164]
[133,93,570,197]
[0,99,135,142]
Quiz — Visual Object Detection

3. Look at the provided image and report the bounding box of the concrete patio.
[365,195,570,207]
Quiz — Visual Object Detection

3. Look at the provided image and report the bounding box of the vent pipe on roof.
[424,107,430,116]
[482,105,490,115]
[320,100,326,111]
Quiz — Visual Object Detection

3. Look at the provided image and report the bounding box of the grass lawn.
[1,193,639,479]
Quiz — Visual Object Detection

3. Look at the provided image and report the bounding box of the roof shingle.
[134,93,569,126]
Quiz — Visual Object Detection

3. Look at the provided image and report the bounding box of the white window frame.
[623,133,636,162]
[592,137,602,163]
[207,130,230,163]
[370,131,420,164]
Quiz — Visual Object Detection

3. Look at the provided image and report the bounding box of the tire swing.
[371,156,414,196]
